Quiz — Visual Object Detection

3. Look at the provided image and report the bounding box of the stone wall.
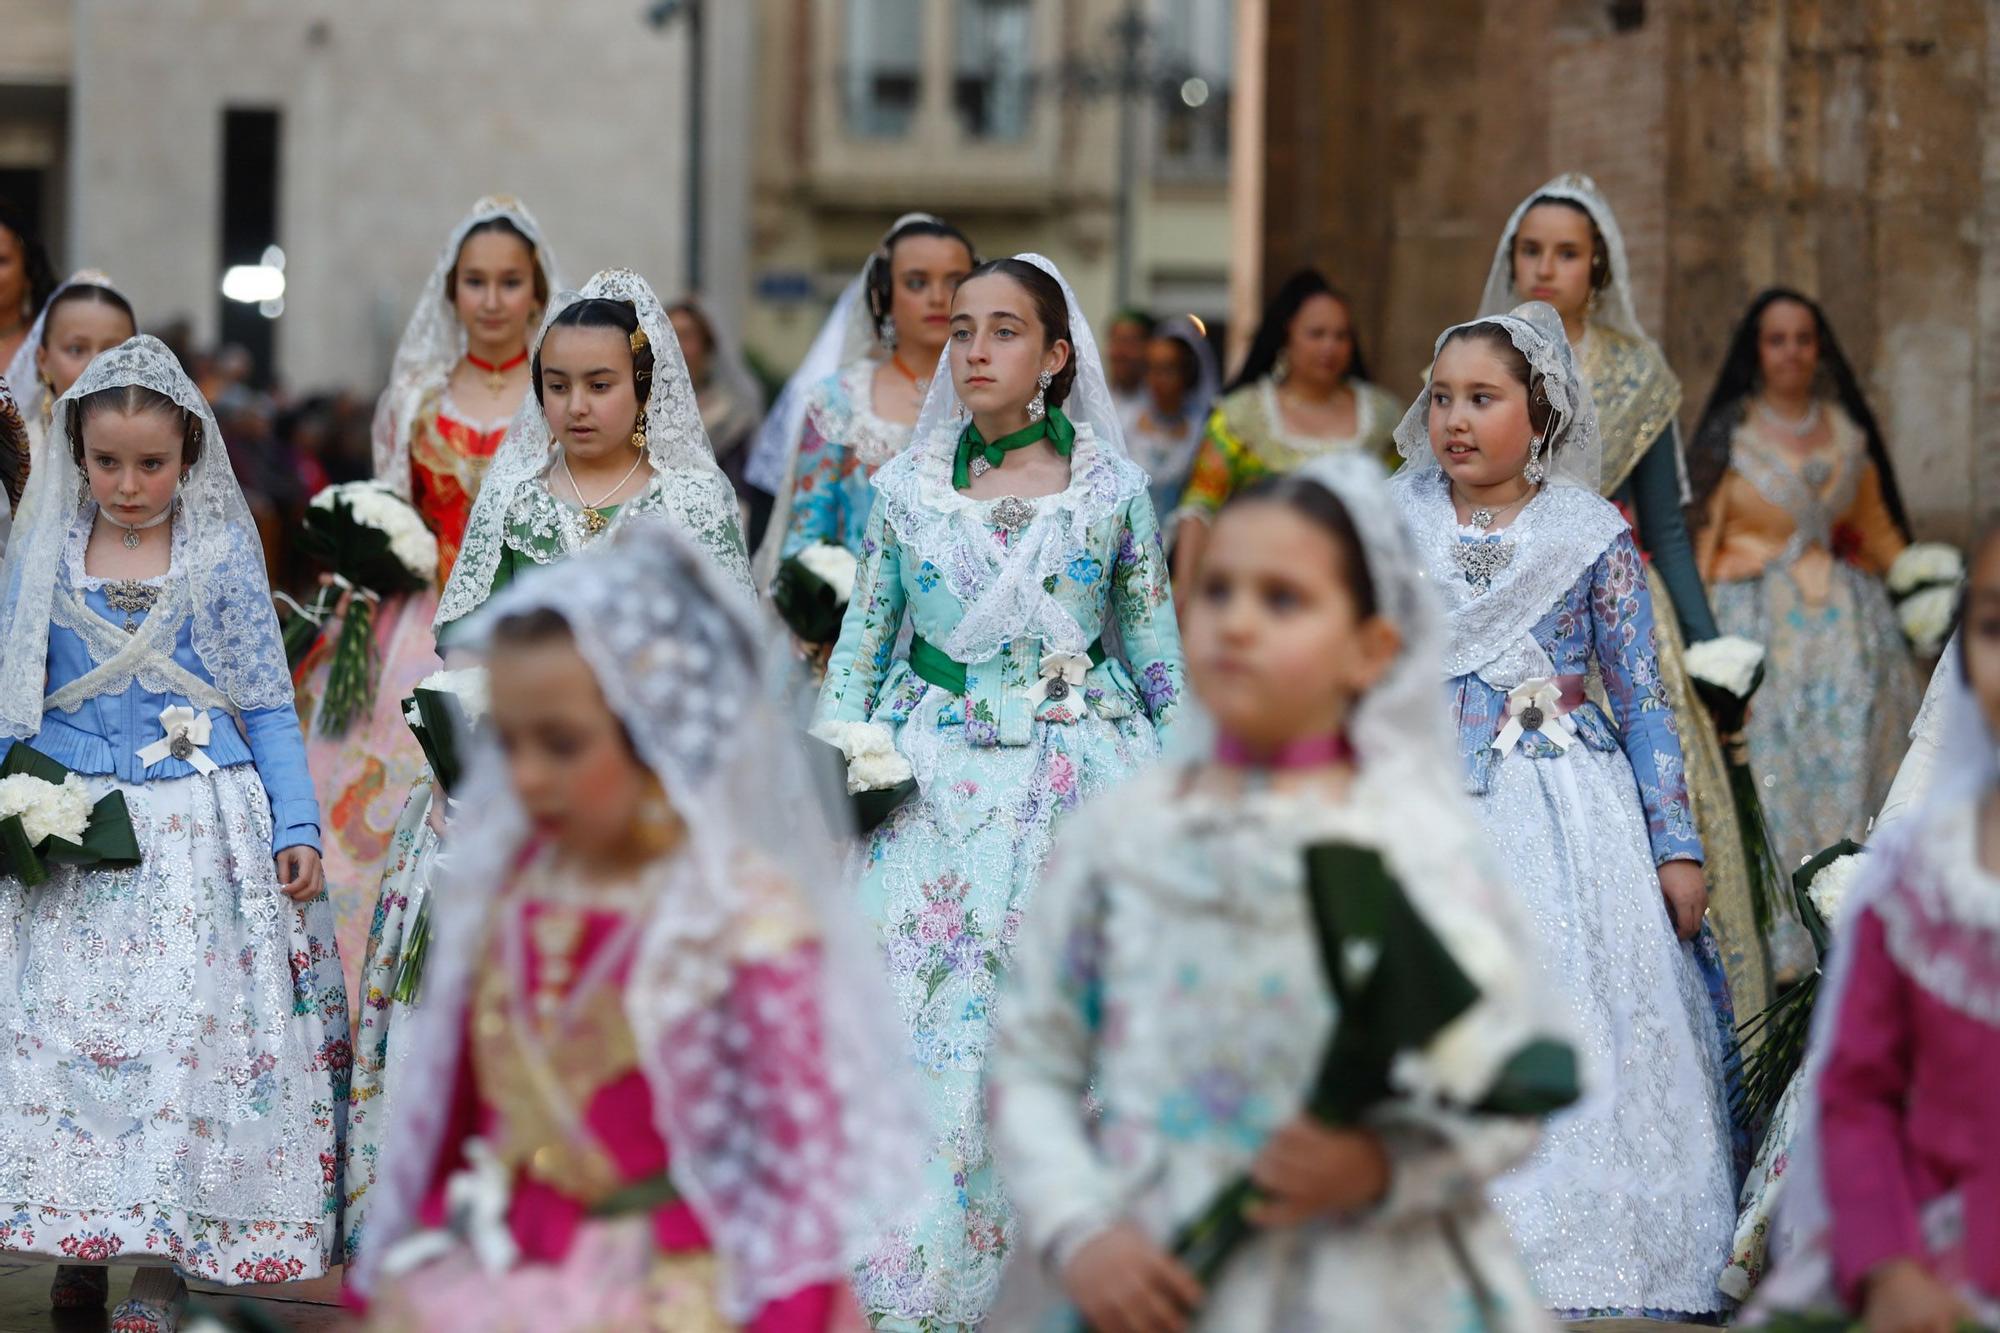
[1261,0,1995,540]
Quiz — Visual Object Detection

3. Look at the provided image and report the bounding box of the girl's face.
[490,636,656,858]
[82,407,185,524]
[38,299,137,398]
[668,308,711,386]
[539,324,642,463]
[949,273,1069,423]
[1756,298,1820,400]
[0,227,25,319]
[1283,293,1354,390]
[1185,500,1400,751]
[1107,317,1151,391]
[1428,337,1536,489]
[1511,203,1597,324]
[1963,534,2000,740]
[453,229,540,352]
[1146,337,1192,415]
[889,234,974,355]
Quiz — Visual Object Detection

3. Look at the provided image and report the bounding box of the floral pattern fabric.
[1173,377,1402,526]
[816,452,1183,1331]
[779,359,913,565]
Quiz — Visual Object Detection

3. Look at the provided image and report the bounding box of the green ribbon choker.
[953,405,1076,489]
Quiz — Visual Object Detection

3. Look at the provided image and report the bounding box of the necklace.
[558,450,646,536]
[466,348,530,394]
[101,502,175,550]
[1452,483,1535,532]
[890,351,929,408]
[1215,731,1355,770]
[1757,397,1820,438]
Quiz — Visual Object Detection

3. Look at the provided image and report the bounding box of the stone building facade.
[0,0,755,392]
[1256,0,1997,541]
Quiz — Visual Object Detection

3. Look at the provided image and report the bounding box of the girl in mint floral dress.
[814,255,1183,1331]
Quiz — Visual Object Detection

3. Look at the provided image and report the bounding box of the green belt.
[907,634,1106,696]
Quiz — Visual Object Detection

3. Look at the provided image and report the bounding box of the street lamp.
[1054,3,1194,309]
[645,0,705,294]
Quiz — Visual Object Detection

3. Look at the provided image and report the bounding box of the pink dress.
[362,876,860,1332]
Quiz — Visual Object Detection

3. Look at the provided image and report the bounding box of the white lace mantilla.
[873,420,1145,665]
[1393,471,1627,689]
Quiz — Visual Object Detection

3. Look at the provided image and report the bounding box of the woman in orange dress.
[292,197,560,1014]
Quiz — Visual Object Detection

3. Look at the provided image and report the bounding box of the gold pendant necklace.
[559,451,645,538]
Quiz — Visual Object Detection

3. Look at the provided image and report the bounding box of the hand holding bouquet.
[286,482,440,735]
[809,720,917,835]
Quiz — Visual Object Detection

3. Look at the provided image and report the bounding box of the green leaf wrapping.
[405,688,473,796]
[316,595,376,737]
[0,746,142,886]
[771,551,847,645]
[1169,841,1579,1290]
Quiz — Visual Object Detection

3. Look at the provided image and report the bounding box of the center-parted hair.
[533,297,653,412]
[959,257,1077,409]
[39,283,137,350]
[1222,472,1379,619]
[1226,268,1370,394]
[446,215,550,308]
[1510,195,1612,294]
[66,382,204,472]
[866,217,977,335]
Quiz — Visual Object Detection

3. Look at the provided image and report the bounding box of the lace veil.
[873,252,1143,667]
[3,269,129,433]
[1393,300,1603,492]
[371,197,562,497]
[1477,171,1648,345]
[434,267,750,631]
[353,518,924,1318]
[746,212,946,585]
[0,335,292,738]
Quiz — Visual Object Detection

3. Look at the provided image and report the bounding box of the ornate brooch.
[989,496,1037,532]
[102,580,161,633]
[1451,539,1516,587]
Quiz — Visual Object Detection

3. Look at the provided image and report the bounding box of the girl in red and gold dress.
[351,519,918,1331]
[293,196,560,1015]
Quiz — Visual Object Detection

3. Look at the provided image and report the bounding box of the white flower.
[1887,542,1964,596]
[1807,852,1863,930]
[416,666,490,723]
[310,481,440,583]
[1683,635,1767,699]
[809,720,912,793]
[1897,585,1958,655]
[0,773,92,847]
[796,543,859,605]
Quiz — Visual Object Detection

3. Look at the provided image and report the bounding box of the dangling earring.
[1027,370,1052,423]
[1523,435,1547,486]
[630,425,647,452]
[879,316,898,350]
[1273,350,1291,385]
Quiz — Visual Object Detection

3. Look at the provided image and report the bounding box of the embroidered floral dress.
[988,768,1562,1333]
[1395,471,1740,1322]
[1697,405,1920,871]
[0,509,349,1283]
[815,423,1183,1331]
[778,359,913,564]
[1173,376,1401,528]
[294,388,514,1016]
[363,851,853,1332]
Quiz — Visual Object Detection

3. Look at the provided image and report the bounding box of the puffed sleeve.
[813,496,908,726]
[987,835,1124,1271]
[1840,459,1907,577]
[779,414,844,563]
[1108,495,1185,739]
[1590,531,1702,865]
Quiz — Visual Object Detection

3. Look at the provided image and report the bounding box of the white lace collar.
[811,359,915,471]
[64,502,184,591]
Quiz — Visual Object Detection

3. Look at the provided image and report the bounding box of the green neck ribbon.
[953,405,1076,489]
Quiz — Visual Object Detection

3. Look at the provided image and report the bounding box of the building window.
[1154,0,1230,177]
[843,0,924,138]
[953,0,1032,140]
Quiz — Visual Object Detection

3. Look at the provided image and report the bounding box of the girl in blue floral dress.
[815,255,1183,1330]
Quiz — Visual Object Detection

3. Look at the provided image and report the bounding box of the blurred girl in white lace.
[0,337,345,1331]
[353,519,916,1332]
[340,267,749,1260]
[989,453,1572,1333]
[1391,304,1739,1322]
[3,270,136,483]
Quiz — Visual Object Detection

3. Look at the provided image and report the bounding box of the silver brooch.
[1451,539,1516,586]
[1044,677,1070,702]
[989,496,1036,531]
[1803,458,1833,489]
[169,731,195,761]
[103,580,161,634]
[1519,704,1545,732]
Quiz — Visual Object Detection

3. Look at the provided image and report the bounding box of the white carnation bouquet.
[0,748,141,886]
[773,541,861,646]
[393,666,490,1006]
[810,720,917,834]
[1886,542,1964,656]
[286,481,443,735]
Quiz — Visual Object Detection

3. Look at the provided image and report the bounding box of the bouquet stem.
[317,593,378,737]
[390,892,431,1005]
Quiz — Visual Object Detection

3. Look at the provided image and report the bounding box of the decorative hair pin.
[629,328,649,354]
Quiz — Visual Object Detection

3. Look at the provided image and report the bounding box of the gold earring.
[630,426,647,451]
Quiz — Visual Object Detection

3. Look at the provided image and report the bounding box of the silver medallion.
[990,495,1036,531]
[169,732,195,761]
[1044,678,1070,702]
[1519,704,1545,732]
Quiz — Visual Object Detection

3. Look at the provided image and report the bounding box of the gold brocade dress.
[1581,326,1772,1019]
